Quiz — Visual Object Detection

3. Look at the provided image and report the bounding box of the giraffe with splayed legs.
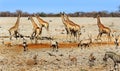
[35,15,49,31]
[28,16,42,43]
[64,13,81,41]
[8,14,21,40]
[96,15,111,42]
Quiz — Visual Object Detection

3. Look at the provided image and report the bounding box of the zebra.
[103,51,120,71]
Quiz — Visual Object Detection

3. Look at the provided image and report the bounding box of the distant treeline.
[0,10,120,17]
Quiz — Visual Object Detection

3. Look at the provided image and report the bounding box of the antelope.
[88,53,96,67]
[26,54,38,65]
[78,35,92,49]
[50,40,58,52]
[69,55,77,66]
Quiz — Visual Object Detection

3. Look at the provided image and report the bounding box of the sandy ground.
[0,17,120,71]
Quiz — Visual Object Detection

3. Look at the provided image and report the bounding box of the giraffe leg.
[35,34,39,44]
[44,26,49,37]
[34,35,37,44]
[9,31,12,40]
[107,33,111,45]
[36,35,39,44]
[99,33,102,44]
[70,31,73,42]
[72,31,75,42]
[74,31,77,42]
[108,33,111,42]
[97,33,101,40]
[73,31,76,42]
[71,30,76,42]
[35,28,42,43]
[76,31,80,42]
[10,36,12,40]
[35,29,40,44]
[97,29,101,39]
[39,33,42,43]
[98,33,102,40]
[46,26,49,34]
[65,28,69,41]
[31,31,36,40]
[99,33,102,38]
[14,31,18,40]
[77,32,81,42]
[30,31,36,43]
[97,33,102,45]
[9,31,15,40]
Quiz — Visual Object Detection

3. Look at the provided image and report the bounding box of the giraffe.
[34,15,50,37]
[35,15,49,31]
[28,16,42,43]
[8,14,21,40]
[60,12,72,41]
[96,15,111,42]
[64,13,81,41]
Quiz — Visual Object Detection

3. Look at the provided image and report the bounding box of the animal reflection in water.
[103,51,120,71]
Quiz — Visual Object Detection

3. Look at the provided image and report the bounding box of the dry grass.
[0,17,119,71]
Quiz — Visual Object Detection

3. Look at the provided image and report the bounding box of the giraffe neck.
[37,16,44,23]
[61,15,64,23]
[97,16,102,25]
[97,16,105,29]
[64,14,70,22]
[14,15,20,28]
[61,15,66,26]
[66,16,70,22]
[30,17,38,29]
[66,16,75,26]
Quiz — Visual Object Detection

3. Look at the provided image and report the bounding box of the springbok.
[78,34,92,49]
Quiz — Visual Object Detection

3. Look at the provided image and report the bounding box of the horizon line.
[0,10,119,14]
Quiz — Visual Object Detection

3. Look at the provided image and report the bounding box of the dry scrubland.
[0,17,120,71]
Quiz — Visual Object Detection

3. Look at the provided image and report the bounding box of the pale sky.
[0,0,119,13]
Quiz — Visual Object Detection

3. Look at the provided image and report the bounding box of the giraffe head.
[97,15,100,18]
[60,12,65,16]
[28,16,31,20]
[34,14,39,18]
[94,14,100,18]
[63,12,66,16]
[59,12,65,20]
